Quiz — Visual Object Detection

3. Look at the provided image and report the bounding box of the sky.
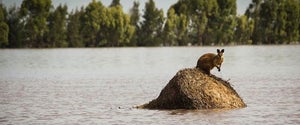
[1,0,252,15]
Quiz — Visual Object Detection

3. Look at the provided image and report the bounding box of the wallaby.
[196,49,224,75]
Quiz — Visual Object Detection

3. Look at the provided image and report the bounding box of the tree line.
[0,0,299,48]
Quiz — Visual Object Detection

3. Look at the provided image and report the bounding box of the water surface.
[0,46,299,124]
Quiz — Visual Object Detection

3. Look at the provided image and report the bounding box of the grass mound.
[137,68,246,109]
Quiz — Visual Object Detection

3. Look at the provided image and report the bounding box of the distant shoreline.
[1,43,300,49]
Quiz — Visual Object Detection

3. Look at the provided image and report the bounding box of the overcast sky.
[1,0,251,15]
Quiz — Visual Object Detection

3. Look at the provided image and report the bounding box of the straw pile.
[137,68,246,109]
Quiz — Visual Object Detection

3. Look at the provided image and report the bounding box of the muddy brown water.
[0,46,299,124]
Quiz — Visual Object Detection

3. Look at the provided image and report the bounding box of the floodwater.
[0,46,299,125]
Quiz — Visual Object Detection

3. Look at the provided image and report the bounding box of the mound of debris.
[137,68,246,109]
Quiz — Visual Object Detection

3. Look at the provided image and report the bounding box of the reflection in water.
[0,46,300,124]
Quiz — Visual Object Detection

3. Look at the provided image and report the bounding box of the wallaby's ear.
[221,49,224,53]
[217,49,220,53]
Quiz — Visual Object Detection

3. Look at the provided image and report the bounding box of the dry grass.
[137,68,246,109]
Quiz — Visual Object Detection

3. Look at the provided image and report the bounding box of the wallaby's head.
[214,49,224,71]
[214,49,224,67]
[217,49,224,57]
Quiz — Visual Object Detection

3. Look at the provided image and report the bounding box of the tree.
[284,0,299,43]
[0,4,9,47]
[176,14,189,46]
[82,0,134,47]
[259,0,278,44]
[20,0,52,47]
[246,0,300,44]
[170,0,244,46]
[170,0,220,45]
[235,15,253,44]
[46,4,68,47]
[138,0,164,46]
[198,0,218,45]
[274,1,287,44]
[129,1,140,46]
[211,0,237,45]
[109,0,121,7]
[81,0,106,47]
[162,8,178,46]
[245,0,262,44]
[67,8,84,47]
[162,8,189,46]
[104,5,135,46]
[129,1,140,27]
[7,6,24,48]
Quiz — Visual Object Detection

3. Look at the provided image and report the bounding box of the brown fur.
[196,49,224,75]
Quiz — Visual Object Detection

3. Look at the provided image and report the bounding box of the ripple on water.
[0,46,300,124]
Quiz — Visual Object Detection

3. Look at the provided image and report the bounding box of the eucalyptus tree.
[129,1,140,46]
[20,0,52,47]
[67,8,84,47]
[46,4,68,47]
[0,4,9,47]
[138,0,164,46]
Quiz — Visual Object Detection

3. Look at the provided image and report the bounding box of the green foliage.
[129,1,140,46]
[192,0,214,45]
[162,8,178,46]
[105,6,135,47]
[81,0,105,46]
[1,0,299,48]
[0,4,6,22]
[215,0,237,45]
[0,4,9,47]
[46,4,68,47]
[284,0,299,43]
[170,0,236,45]
[138,0,164,46]
[162,8,189,46]
[109,0,121,7]
[67,8,84,47]
[6,6,24,48]
[259,0,278,44]
[81,0,134,47]
[0,21,9,47]
[235,15,253,44]
[246,0,300,44]
[274,1,287,44]
[20,0,52,47]
[177,14,189,46]
[129,1,140,27]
